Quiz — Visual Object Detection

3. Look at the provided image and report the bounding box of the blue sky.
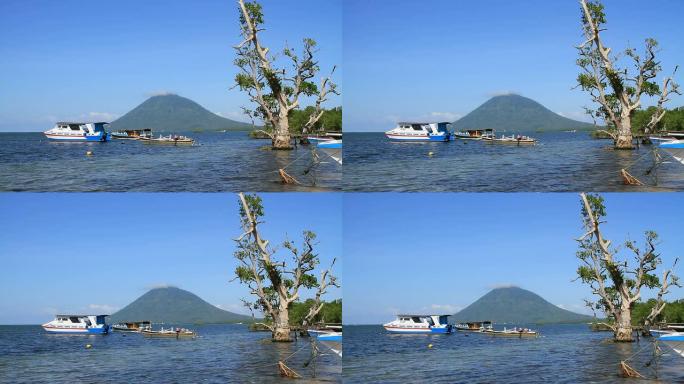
[0,0,341,132]
[343,193,684,324]
[0,193,342,324]
[344,0,684,131]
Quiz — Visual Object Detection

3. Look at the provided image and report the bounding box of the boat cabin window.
[411,317,422,323]
[69,316,80,323]
[68,124,81,130]
[411,124,423,131]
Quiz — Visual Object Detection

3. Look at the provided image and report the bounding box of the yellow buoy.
[428,344,433,349]
[85,344,92,349]
[428,151,434,157]
[86,151,93,156]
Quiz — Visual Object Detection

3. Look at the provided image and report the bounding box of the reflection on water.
[0,324,341,383]
[343,132,684,192]
[344,324,683,383]
[0,132,340,191]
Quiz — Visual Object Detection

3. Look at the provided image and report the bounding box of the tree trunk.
[272,304,292,342]
[614,113,634,150]
[272,112,292,150]
[614,305,634,342]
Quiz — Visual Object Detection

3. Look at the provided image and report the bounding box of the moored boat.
[483,327,538,338]
[141,134,195,146]
[111,129,152,140]
[385,122,451,142]
[111,321,151,332]
[42,314,110,334]
[317,139,342,165]
[484,134,536,145]
[141,327,197,339]
[455,321,493,332]
[658,139,684,165]
[44,122,110,142]
[659,332,684,358]
[383,314,453,334]
[453,129,491,140]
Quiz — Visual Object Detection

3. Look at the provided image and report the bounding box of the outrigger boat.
[111,321,151,332]
[111,129,152,140]
[307,327,342,357]
[141,134,194,146]
[482,327,538,338]
[44,122,110,142]
[455,321,493,332]
[42,314,110,334]
[658,139,684,165]
[483,134,536,145]
[453,129,492,140]
[383,314,453,334]
[317,139,342,165]
[385,122,451,142]
[659,332,684,358]
[141,327,196,339]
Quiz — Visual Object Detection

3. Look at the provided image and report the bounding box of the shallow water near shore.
[0,132,340,191]
[0,324,340,383]
[343,324,683,383]
[343,132,684,192]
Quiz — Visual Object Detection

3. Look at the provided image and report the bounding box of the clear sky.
[343,0,684,132]
[0,193,342,324]
[0,0,341,132]
[343,193,684,324]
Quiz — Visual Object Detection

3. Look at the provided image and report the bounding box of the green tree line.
[632,299,684,325]
[289,299,342,325]
[632,106,684,133]
[288,106,342,133]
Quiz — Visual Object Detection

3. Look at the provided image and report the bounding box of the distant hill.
[453,94,594,132]
[108,94,254,132]
[452,287,593,324]
[110,287,252,324]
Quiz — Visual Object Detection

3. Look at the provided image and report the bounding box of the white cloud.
[429,112,462,122]
[430,304,462,313]
[84,112,118,121]
[487,90,520,97]
[88,304,118,313]
[488,283,519,289]
[145,283,177,290]
[145,90,176,97]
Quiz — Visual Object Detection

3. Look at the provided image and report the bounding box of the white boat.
[307,329,342,357]
[453,129,493,140]
[42,314,110,334]
[44,122,110,142]
[383,314,453,334]
[660,332,684,357]
[483,134,536,145]
[141,134,194,145]
[317,139,342,165]
[111,321,151,332]
[482,326,539,338]
[385,122,451,142]
[659,139,684,165]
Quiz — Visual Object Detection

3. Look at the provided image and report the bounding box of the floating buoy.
[86,150,93,156]
[85,344,92,349]
[428,344,433,349]
[428,151,434,157]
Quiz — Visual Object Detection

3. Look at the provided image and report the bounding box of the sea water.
[0,132,340,192]
[0,324,340,383]
[343,324,683,383]
[343,132,684,192]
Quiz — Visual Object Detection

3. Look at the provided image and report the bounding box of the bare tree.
[233,0,338,149]
[302,258,339,327]
[233,193,338,341]
[576,0,680,149]
[575,192,679,341]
